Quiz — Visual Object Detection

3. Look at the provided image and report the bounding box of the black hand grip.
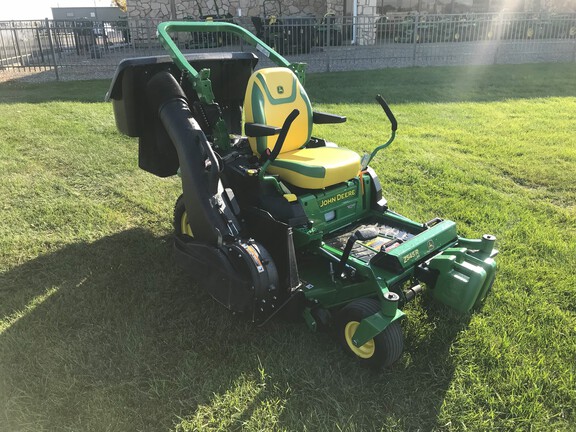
[268,109,300,163]
[376,94,397,132]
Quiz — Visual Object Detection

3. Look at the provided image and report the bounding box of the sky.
[0,0,113,21]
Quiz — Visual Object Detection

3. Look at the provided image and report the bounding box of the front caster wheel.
[337,298,403,368]
[173,194,193,237]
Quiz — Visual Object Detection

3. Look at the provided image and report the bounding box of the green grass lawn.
[1,63,575,431]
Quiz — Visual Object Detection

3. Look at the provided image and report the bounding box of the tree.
[112,0,127,12]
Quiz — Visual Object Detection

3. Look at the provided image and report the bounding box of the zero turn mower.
[106,21,497,368]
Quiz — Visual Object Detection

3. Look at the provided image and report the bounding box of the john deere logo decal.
[318,189,356,208]
[277,85,284,94]
[427,240,435,251]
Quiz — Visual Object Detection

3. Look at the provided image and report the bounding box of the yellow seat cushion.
[244,67,312,156]
[268,147,361,189]
[244,67,362,189]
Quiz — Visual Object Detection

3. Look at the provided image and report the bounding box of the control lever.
[336,227,379,278]
[361,95,398,170]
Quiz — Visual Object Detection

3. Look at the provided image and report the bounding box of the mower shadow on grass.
[0,229,232,430]
[0,228,472,430]
[169,300,473,430]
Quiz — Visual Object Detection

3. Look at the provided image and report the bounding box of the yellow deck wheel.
[337,298,404,368]
[344,321,375,359]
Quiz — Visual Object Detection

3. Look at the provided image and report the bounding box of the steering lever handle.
[376,94,397,132]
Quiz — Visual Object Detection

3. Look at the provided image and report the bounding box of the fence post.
[493,14,504,64]
[0,28,8,69]
[324,16,333,73]
[53,23,63,59]
[11,22,24,66]
[325,48,331,73]
[146,18,152,53]
[35,23,45,64]
[45,18,59,81]
[412,14,419,67]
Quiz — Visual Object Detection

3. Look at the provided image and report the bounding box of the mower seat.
[244,67,361,189]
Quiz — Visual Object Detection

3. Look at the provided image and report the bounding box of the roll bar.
[157,21,307,104]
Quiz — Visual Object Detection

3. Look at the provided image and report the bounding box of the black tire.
[173,194,193,238]
[337,298,403,368]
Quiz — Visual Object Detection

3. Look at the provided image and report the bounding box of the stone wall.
[126,0,576,20]
[357,0,377,16]
[356,0,377,44]
[125,0,384,45]
[324,1,378,45]
[127,0,167,21]
[241,0,328,17]
[127,0,328,21]
[327,1,345,15]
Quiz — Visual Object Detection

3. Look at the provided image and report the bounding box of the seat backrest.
[244,67,313,156]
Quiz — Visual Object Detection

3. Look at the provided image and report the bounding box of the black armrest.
[312,111,346,124]
[245,122,281,137]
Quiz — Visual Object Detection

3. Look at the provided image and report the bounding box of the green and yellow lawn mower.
[106,21,497,368]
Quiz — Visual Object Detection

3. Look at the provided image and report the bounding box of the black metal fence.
[375,12,576,44]
[1,13,575,81]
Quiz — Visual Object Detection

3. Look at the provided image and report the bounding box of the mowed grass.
[0,62,575,431]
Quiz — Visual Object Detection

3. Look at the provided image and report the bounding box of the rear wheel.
[337,298,403,368]
[173,194,193,238]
